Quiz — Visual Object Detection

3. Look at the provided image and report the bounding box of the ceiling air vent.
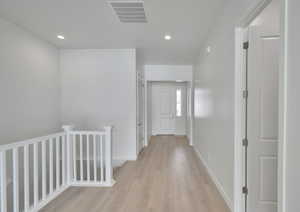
[108,1,147,23]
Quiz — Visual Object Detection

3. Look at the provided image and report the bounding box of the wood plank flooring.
[41,136,230,212]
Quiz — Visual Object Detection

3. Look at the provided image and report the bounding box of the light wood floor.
[41,136,230,212]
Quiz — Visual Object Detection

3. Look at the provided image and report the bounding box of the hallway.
[41,136,230,212]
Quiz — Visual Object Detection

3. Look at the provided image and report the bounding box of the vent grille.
[108,1,147,23]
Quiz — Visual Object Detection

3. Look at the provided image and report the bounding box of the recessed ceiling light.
[57,35,65,40]
[206,46,211,53]
[164,35,172,40]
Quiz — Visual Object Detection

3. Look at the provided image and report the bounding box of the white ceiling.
[0,0,225,65]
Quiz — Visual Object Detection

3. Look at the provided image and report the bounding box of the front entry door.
[247,26,279,212]
[152,83,175,135]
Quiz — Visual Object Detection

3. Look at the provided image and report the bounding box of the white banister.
[0,125,114,212]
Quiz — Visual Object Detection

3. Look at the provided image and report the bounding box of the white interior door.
[247,26,279,212]
[151,82,187,135]
[152,83,175,135]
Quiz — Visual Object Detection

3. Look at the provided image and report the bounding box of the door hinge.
[243,42,249,50]
[242,138,248,147]
[243,90,248,99]
[242,186,248,195]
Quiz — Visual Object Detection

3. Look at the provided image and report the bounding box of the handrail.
[0,132,65,152]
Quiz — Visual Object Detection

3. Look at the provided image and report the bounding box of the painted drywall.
[251,0,280,35]
[0,17,61,145]
[144,65,193,82]
[193,0,280,209]
[60,49,137,161]
[285,0,300,211]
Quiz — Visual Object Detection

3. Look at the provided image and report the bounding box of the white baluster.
[73,135,77,182]
[24,145,29,211]
[49,139,53,194]
[42,141,47,199]
[56,137,60,189]
[87,134,90,181]
[100,135,104,183]
[12,148,19,212]
[93,134,97,182]
[33,143,39,206]
[0,151,7,212]
[80,134,83,181]
[62,135,66,185]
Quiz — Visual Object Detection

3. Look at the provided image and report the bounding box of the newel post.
[104,126,115,186]
[62,125,74,185]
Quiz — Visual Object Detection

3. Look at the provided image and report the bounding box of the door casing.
[233,0,287,211]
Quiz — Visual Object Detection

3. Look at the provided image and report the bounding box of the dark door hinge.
[242,186,248,195]
[243,90,248,99]
[243,42,249,50]
[242,138,248,147]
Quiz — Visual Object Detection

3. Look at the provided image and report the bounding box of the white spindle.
[80,134,83,181]
[73,135,77,181]
[12,148,19,212]
[87,135,90,181]
[100,135,104,182]
[93,135,97,182]
[24,145,29,211]
[0,151,7,212]
[49,139,53,194]
[62,135,66,185]
[33,143,39,206]
[42,141,47,199]
[104,126,113,185]
[56,137,60,189]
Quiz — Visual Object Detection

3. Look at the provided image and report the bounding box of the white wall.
[192,0,280,209]
[0,17,61,145]
[285,0,300,211]
[60,49,137,161]
[251,0,280,35]
[145,65,193,81]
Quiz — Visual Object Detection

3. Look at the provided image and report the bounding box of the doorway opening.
[234,0,286,211]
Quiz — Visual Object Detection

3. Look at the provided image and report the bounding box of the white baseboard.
[194,147,233,211]
[112,156,137,167]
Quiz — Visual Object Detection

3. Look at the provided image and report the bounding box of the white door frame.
[144,80,194,146]
[234,0,287,212]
